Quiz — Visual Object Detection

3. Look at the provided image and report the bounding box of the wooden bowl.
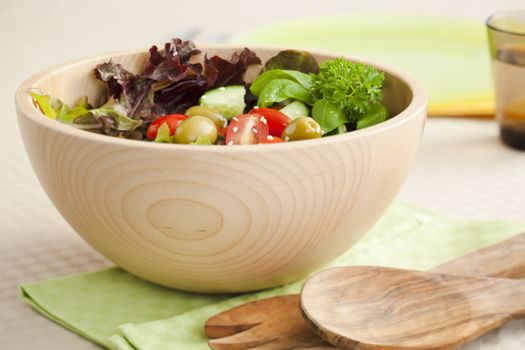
[15,45,427,293]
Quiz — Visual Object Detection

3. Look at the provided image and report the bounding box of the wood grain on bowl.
[15,46,427,292]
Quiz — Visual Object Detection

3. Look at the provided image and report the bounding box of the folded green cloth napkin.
[21,202,525,350]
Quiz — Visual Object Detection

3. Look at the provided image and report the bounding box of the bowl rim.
[15,44,427,152]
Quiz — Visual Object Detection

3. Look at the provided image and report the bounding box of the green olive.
[281,116,322,141]
[185,106,228,129]
[174,116,218,144]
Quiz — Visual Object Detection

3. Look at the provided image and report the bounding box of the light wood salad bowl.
[15,45,427,293]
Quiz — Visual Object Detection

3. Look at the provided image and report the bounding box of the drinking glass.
[487,11,525,150]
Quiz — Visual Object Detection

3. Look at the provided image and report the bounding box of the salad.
[30,38,388,145]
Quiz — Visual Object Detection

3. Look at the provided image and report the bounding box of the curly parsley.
[311,58,384,115]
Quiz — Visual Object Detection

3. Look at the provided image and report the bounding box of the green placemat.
[233,15,494,117]
[21,202,525,350]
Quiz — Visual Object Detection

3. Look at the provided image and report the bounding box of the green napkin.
[21,202,525,350]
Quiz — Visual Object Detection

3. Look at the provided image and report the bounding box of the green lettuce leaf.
[30,90,92,124]
[30,91,142,135]
[57,103,90,124]
[153,123,174,143]
[89,99,142,132]
[29,90,63,119]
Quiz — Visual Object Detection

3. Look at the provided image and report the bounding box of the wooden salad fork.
[205,232,525,350]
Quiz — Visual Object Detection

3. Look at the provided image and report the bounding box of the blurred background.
[1,0,525,349]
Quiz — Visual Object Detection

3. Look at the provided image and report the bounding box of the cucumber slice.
[280,100,309,119]
[199,85,246,120]
[326,124,347,136]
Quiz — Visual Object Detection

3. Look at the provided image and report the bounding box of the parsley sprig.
[311,58,384,116]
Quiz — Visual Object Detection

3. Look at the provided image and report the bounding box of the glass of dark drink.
[487,11,525,150]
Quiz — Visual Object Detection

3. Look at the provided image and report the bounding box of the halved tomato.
[260,135,284,144]
[249,107,291,137]
[225,114,269,145]
[146,114,188,140]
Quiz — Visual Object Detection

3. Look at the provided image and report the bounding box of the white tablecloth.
[1,0,524,349]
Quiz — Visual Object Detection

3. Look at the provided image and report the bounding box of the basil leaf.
[312,99,348,133]
[258,79,314,107]
[250,69,313,96]
[356,104,388,129]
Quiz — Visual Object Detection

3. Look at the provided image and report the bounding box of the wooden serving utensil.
[301,265,525,350]
[205,232,525,350]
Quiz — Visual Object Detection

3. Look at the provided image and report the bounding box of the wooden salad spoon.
[205,232,525,350]
[301,266,525,350]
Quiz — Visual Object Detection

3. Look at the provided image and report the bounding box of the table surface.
[1,1,525,349]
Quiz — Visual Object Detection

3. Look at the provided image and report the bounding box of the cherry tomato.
[249,107,291,137]
[260,135,284,144]
[146,114,187,140]
[225,114,269,145]
[217,127,227,138]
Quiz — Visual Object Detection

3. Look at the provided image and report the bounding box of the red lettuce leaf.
[153,77,208,114]
[243,84,258,112]
[204,48,261,88]
[94,63,154,120]
[92,39,261,138]
[93,62,132,98]
[143,39,201,81]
